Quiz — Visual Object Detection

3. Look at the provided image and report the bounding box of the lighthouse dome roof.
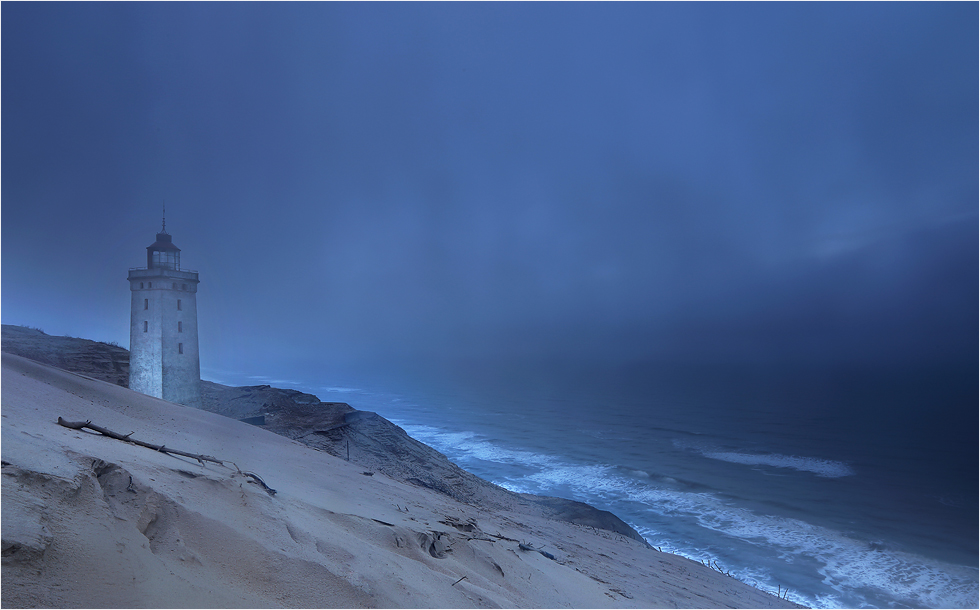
[147,232,181,252]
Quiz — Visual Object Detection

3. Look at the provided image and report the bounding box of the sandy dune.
[2,353,798,608]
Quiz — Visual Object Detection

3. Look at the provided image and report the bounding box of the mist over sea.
[272,362,977,608]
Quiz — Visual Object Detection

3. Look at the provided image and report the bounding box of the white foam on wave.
[700,451,855,478]
[530,463,977,607]
[619,481,977,607]
[246,374,304,386]
[398,422,978,609]
[396,422,557,468]
[686,498,978,608]
[671,439,855,478]
[629,524,833,607]
[320,386,362,393]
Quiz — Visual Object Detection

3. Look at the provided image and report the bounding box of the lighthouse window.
[148,282,152,288]
[178,343,184,354]
[140,282,144,289]
[144,298,148,310]
[143,321,148,332]
[172,282,176,289]
[178,321,182,333]
[177,299,182,311]
[152,250,178,270]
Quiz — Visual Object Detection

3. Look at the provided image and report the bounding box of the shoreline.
[1,341,802,608]
[377,387,980,610]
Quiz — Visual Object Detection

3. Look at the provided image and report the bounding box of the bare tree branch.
[57,417,223,465]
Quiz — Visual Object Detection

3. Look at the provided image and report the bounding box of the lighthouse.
[127,217,201,408]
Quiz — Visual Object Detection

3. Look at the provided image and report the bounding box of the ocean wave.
[700,451,855,478]
[395,423,557,468]
[670,439,855,478]
[684,500,978,608]
[519,463,976,608]
[398,421,977,609]
[245,375,303,386]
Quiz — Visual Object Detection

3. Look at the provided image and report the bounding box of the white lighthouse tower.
[127,216,201,408]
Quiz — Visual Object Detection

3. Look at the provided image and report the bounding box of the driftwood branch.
[519,542,556,561]
[57,417,281,498]
[490,532,520,543]
[241,471,277,496]
[57,417,223,465]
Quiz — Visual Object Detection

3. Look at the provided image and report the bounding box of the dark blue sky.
[2,2,976,388]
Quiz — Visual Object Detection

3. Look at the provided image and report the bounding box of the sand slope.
[2,353,798,608]
[0,325,660,545]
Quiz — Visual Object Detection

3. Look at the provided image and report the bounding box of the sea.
[260,361,979,608]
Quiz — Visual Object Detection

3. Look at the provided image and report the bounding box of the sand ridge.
[2,353,800,608]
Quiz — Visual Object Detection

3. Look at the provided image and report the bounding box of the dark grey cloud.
[3,2,976,386]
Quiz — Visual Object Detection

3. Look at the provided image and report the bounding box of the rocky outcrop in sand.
[200,381,647,543]
[1,325,129,387]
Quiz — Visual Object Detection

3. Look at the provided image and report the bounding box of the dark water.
[310,362,977,608]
